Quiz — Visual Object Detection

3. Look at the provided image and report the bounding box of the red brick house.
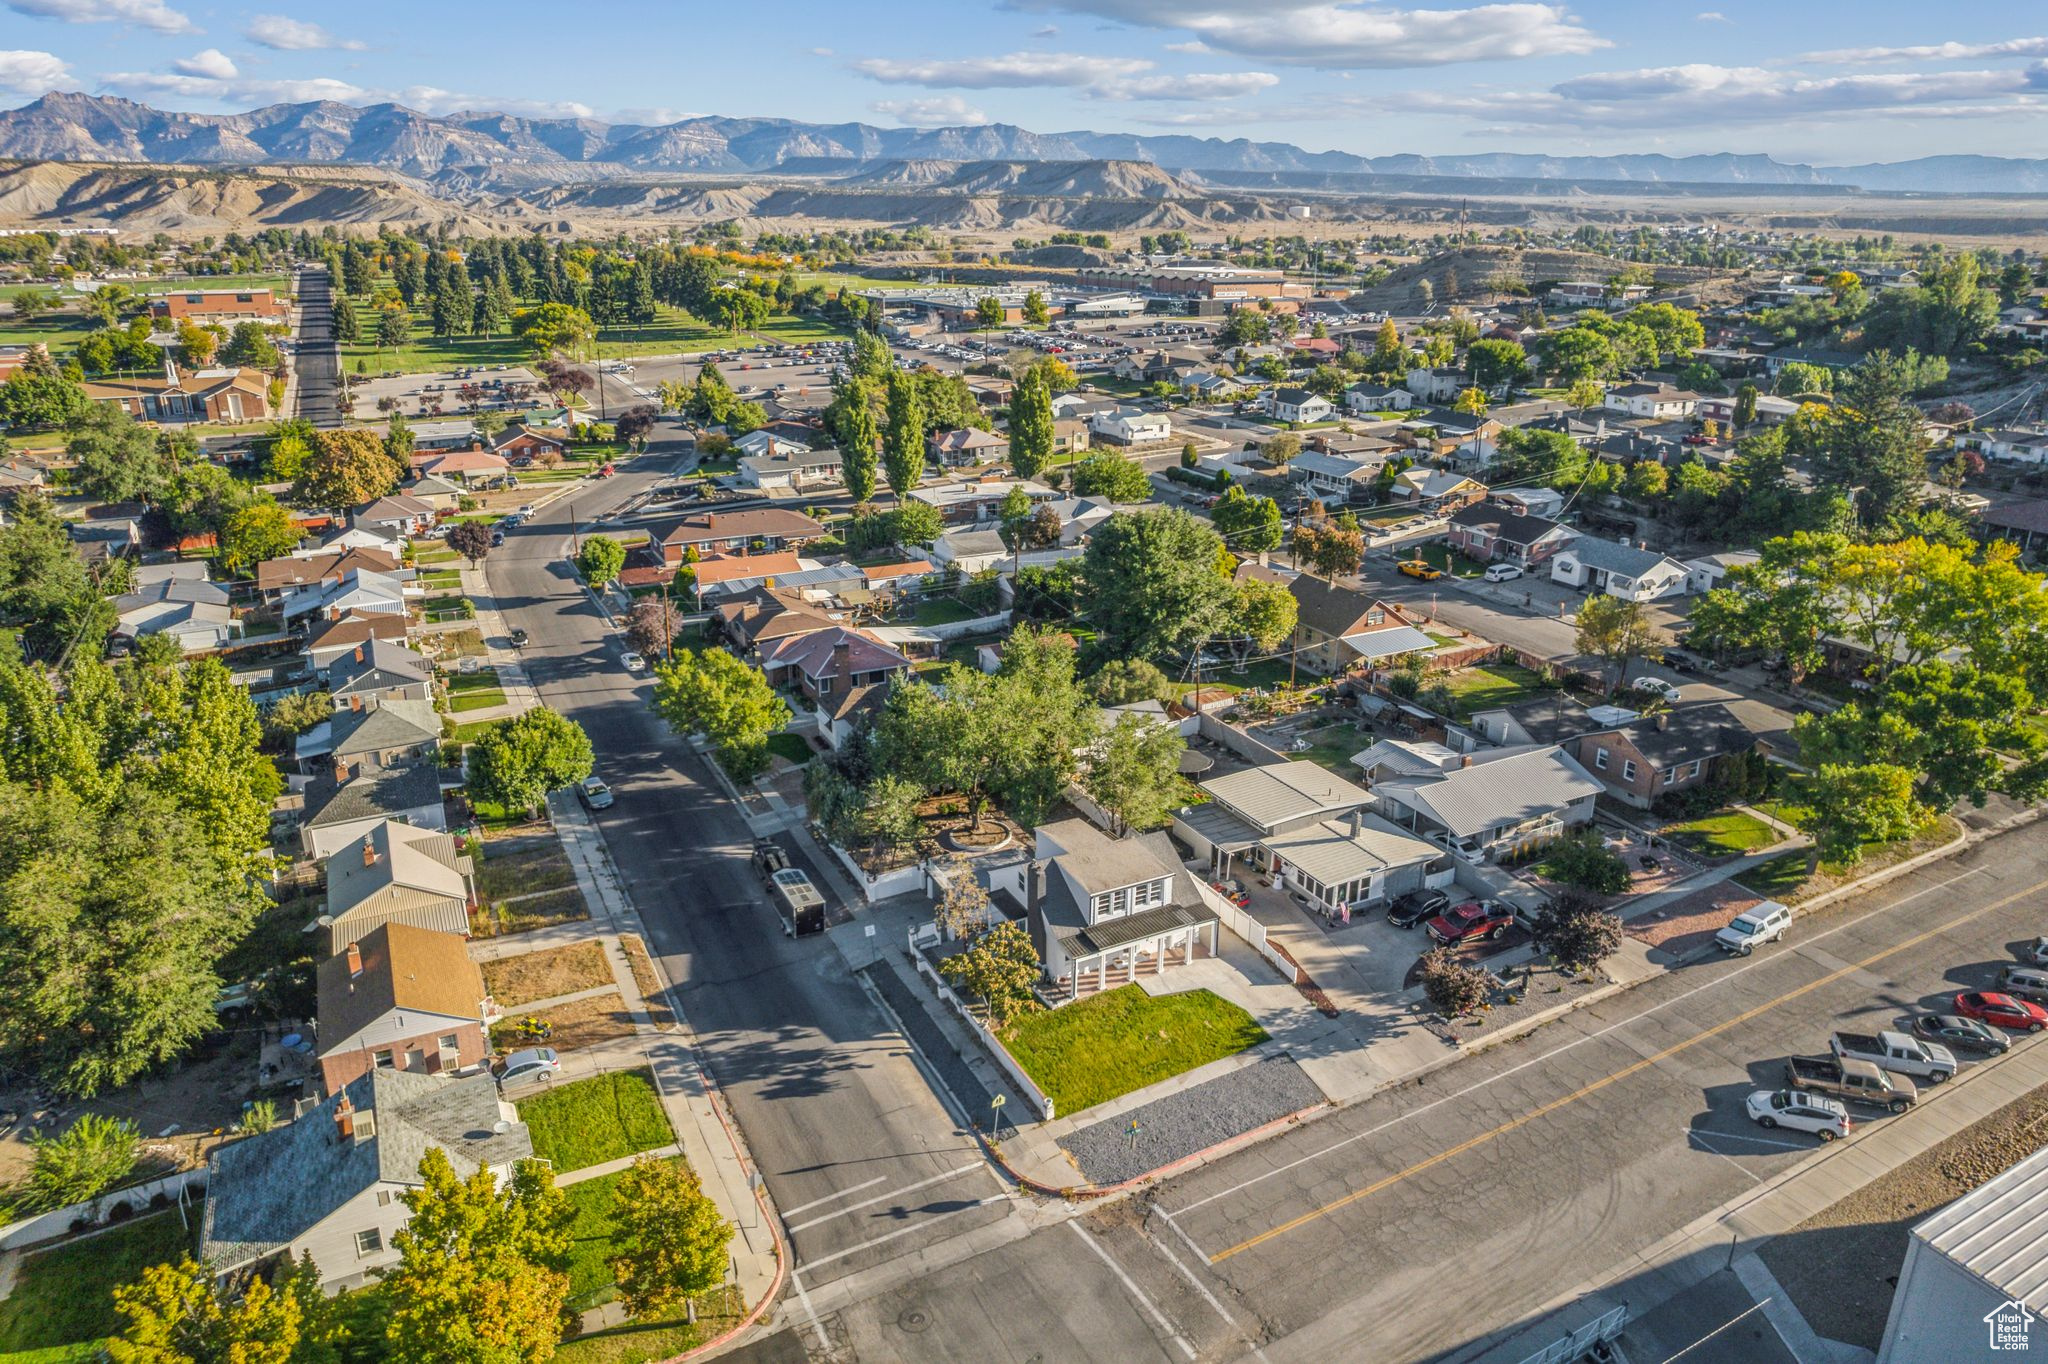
[1445,503,1578,566]
[1565,702,1762,810]
[652,509,826,566]
[314,923,494,1092]
[82,365,272,424]
[490,424,571,466]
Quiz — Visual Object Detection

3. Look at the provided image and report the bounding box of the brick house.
[1445,503,1578,566]
[1288,577,1434,675]
[489,424,571,466]
[760,626,911,748]
[652,509,825,565]
[314,923,494,1092]
[83,365,272,424]
[1565,703,1762,809]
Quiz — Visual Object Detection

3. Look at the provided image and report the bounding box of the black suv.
[508,627,529,648]
[1387,890,1450,929]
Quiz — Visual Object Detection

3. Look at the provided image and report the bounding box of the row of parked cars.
[1746,943,2048,1141]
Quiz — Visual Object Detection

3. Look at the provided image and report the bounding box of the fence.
[1189,879,1305,987]
[0,1166,208,1252]
[1195,711,1294,766]
[906,940,1058,1123]
[823,838,929,905]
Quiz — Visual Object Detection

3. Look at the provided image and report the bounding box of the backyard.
[0,1212,193,1355]
[1002,986,1268,1114]
[1433,662,1549,717]
[516,1070,675,1173]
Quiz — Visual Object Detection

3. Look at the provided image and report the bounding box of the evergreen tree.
[883,369,926,501]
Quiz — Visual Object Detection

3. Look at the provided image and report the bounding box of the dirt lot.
[1758,1078,2048,1351]
[491,991,638,1053]
[619,934,679,1031]
[481,940,615,1009]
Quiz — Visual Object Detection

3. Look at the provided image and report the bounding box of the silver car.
[498,1047,561,1088]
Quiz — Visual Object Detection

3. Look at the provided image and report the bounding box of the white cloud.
[1802,36,2048,64]
[1695,11,1729,21]
[871,96,990,127]
[393,87,595,119]
[171,48,237,80]
[0,48,71,96]
[1401,62,2048,131]
[1164,40,1209,53]
[1032,24,1059,37]
[1102,70,1279,100]
[1012,2,1607,68]
[242,15,365,51]
[96,64,596,118]
[850,51,1153,88]
[8,0,193,34]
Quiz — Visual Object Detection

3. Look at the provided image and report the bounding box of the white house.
[1957,428,2048,466]
[1550,539,1692,602]
[1684,549,1760,595]
[280,568,415,624]
[1603,383,1701,421]
[739,447,842,491]
[113,563,234,653]
[1290,450,1383,503]
[1270,387,1333,424]
[1089,407,1172,445]
[1345,382,1413,415]
[1362,743,1603,864]
[1405,367,1468,404]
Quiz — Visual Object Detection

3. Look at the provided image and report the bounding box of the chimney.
[1027,858,1044,922]
[346,939,364,976]
[332,759,349,785]
[334,1092,355,1143]
[832,636,851,694]
[1655,712,1669,731]
[361,837,376,869]
[354,645,365,664]
[1461,754,1473,768]
[1349,809,1362,837]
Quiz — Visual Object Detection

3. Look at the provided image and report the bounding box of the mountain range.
[3,93,2048,195]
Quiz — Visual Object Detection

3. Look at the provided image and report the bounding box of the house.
[414,449,510,486]
[1875,1143,2048,1364]
[910,478,1058,525]
[1549,539,1691,602]
[739,446,843,491]
[200,1068,529,1292]
[350,494,437,538]
[999,820,1220,999]
[928,428,1008,468]
[1052,392,1120,422]
[0,457,48,498]
[760,626,912,749]
[1603,383,1701,421]
[1684,550,1761,595]
[1491,487,1567,520]
[328,638,434,711]
[489,424,569,466]
[67,503,143,563]
[1089,408,1172,446]
[1036,496,1114,545]
[714,586,837,657]
[931,528,1013,575]
[1113,348,1210,385]
[255,548,401,602]
[1183,372,1244,402]
[1957,428,2048,466]
[82,364,271,424]
[302,611,410,671]
[651,509,826,565]
[303,524,404,558]
[1445,504,1577,567]
[1565,703,1762,810]
[1171,761,1440,911]
[280,568,412,625]
[1288,577,1434,675]
[1405,367,1468,404]
[1271,387,1333,424]
[1051,417,1092,455]
[1464,697,1639,751]
[1979,499,2048,553]
[318,820,473,954]
[299,763,447,860]
[316,923,492,1091]
[1290,450,1385,504]
[1290,336,1342,361]
[298,697,440,771]
[1389,468,1486,510]
[409,419,480,453]
[113,565,234,653]
[1696,393,1802,428]
[404,475,464,511]
[147,288,290,323]
[1365,744,1603,864]
[1345,382,1414,415]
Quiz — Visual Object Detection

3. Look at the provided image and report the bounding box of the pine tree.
[331,294,359,344]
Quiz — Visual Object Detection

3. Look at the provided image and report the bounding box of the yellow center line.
[1209,869,2047,1264]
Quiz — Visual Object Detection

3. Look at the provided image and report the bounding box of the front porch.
[1050,904,1221,1001]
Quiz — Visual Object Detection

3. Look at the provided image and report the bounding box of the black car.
[1914,1013,2012,1055]
[490,530,506,547]
[508,627,529,648]
[1387,890,1450,929]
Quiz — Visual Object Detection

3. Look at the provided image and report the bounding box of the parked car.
[621,651,647,673]
[1912,1013,2012,1055]
[1630,675,1682,703]
[1955,991,2048,1032]
[1387,889,1450,929]
[2024,936,2048,967]
[578,776,614,810]
[508,627,529,648]
[1831,1030,1957,1084]
[498,1047,561,1088]
[516,504,536,518]
[1999,966,2048,1005]
[1483,563,1524,583]
[1425,900,1517,945]
[1714,901,1792,955]
[1746,1089,1852,1141]
[1397,560,1443,581]
[1785,1055,1917,1113]
[489,530,506,547]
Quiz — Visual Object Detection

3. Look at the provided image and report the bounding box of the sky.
[1,1,2046,165]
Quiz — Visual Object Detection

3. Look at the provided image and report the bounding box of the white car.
[498,1047,562,1088]
[1715,900,1792,955]
[1630,675,1682,703]
[1746,1088,1852,1141]
[1483,563,1525,583]
[621,651,647,673]
[579,775,614,810]
[516,504,536,518]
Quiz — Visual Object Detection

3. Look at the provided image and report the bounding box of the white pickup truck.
[1831,1030,1958,1084]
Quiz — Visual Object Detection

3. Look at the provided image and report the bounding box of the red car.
[1425,900,1517,946]
[1955,991,2048,1033]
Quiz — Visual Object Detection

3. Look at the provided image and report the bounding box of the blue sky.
[2,1,2046,165]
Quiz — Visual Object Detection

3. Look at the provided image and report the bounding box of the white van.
[1716,901,1793,955]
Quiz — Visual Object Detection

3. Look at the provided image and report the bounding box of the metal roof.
[1375,746,1603,839]
[1262,815,1439,887]
[1915,1143,2048,1308]
[1340,624,1436,661]
[1200,761,1369,832]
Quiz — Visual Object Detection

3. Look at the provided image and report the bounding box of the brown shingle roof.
[654,508,825,547]
[316,922,487,1057]
[255,547,398,593]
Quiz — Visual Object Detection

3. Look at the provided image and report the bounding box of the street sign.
[991,1094,1006,1109]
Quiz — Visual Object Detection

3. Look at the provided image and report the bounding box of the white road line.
[798,1198,999,1270]
[786,1162,985,1233]
[1687,1130,1764,1184]
[1067,1221,1199,1362]
[786,1266,832,1355]
[1140,1222,1275,1364]
[1157,1206,1215,1267]
[1171,866,1991,1217]
[1690,1127,1820,1152]
[781,1174,888,1219]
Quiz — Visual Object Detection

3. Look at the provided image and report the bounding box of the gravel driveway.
[1057,1053,1324,1186]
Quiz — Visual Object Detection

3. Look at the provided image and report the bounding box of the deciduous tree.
[939,921,1041,1030]
[468,706,595,817]
[445,519,492,566]
[650,648,791,781]
[608,1157,735,1319]
[294,428,398,508]
[576,534,626,586]
[1573,595,1663,694]
[1070,449,1151,503]
[215,500,299,574]
[1082,509,1233,663]
[1007,368,1054,479]
[1083,711,1186,836]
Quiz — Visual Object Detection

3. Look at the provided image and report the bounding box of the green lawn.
[766,732,814,766]
[450,688,508,713]
[909,596,976,626]
[1436,663,1547,716]
[339,303,849,375]
[1741,851,1814,898]
[1416,543,1485,579]
[448,715,510,745]
[0,310,98,352]
[1002,986,1268,1114]
[447,667,503,692]
[562,1167,635,1310]
[1293,721,1372,774]
[1663,810,1781,857]
[0,1212,194,1353]
[517,1070,675,1173]
[419,569,463,591]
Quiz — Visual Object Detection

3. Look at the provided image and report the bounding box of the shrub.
[1418,947,1490,1018]
[1542,834,1630,895]
[1531,892,1624,970]
[20,1114,141,1214]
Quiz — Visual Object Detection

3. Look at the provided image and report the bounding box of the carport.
[1172,801,1262,879]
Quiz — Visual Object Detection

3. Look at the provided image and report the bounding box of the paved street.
[290,262,341,428]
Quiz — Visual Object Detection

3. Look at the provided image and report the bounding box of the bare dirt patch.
[619,934,679,1031]
[1626,884,1761,957]
[491,991,639,1053]
[482,940,615,1009]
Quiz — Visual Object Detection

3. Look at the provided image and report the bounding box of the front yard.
[1415,543,1485,579]
[516,1070,675,1173]
[491,992,637,1052]
[482,939,615,1009]
[1661,810,1781,858]
[1003,986,1268,1114]
[446,667,508,713]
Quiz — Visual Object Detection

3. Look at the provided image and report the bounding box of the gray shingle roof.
[1200,762,1369,832]
[303,764,444,829]
[1376,746,1603,839]
[1564,538,1683,578]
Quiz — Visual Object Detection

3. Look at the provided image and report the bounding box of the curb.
[978,1098,1332,1201]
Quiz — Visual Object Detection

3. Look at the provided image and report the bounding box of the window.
[1622,760,1638,782]
[355,1227,383,1257]
[376,1190,394,1207]
[439,1033,460,1050]
[1366,609,1384,626]
[1593,747,1609,771]
[1132,879,1164,909]
[372,1048,395,1070]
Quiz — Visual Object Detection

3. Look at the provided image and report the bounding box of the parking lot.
[346,363,542,420]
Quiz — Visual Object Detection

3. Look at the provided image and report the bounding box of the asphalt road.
[291,263,342,428]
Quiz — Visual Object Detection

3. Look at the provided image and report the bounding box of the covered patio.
[1050,903,1221,1000]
